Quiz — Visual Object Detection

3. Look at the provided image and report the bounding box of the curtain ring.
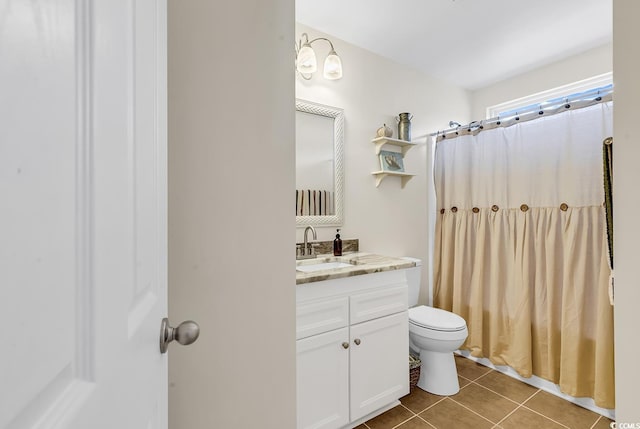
[491,205,499,212]
[560,203,569,211]
[520,204,529,212]
[472,207,479,213]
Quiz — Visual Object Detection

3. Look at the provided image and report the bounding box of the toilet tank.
[402,257,422,307]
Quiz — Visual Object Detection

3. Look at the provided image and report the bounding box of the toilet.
[403,257,468,396]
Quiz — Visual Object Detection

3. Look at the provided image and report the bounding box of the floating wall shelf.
[371,171,415,188]
[371,136,418,156]
[371,136,418,188]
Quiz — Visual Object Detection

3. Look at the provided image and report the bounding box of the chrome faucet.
[298,225,318,259]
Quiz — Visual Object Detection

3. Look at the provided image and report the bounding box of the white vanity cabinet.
[296,270,410,429]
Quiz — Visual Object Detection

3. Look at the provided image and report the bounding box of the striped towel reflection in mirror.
[296,190,334,216]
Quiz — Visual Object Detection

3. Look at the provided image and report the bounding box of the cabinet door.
[297,327,350,429]
[350,312,409,421]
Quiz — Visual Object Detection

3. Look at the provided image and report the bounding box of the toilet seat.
[409,305,466,332]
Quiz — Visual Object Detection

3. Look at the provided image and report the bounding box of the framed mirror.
[296,99,344,227]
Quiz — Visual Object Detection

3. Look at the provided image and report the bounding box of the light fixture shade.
[296,44,317,74]
[323,50,343,80]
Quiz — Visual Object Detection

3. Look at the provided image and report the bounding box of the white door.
[1,1,170,428]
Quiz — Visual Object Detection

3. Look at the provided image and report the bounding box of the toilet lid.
[409,306,467,332]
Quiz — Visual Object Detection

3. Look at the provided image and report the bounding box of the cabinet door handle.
[354,338,361,345]
[341,342,349,349]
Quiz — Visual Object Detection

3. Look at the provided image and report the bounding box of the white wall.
[295,23,470,303]
[168,2,296,428]
[471,43,612,119]
[612,0,640,421]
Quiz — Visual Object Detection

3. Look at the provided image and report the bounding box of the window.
[486,72,612,119]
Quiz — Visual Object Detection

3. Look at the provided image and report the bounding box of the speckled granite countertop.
[296,252,416,285]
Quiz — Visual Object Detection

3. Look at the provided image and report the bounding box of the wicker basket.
[409,354,421,390]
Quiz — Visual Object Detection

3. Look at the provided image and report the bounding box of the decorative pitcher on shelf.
[396,112,413,141]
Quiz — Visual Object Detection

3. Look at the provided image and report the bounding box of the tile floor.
[357,356,612,429]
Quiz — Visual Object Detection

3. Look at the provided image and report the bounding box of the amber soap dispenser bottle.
[333,229,343,256]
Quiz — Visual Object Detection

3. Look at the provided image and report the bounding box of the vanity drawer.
[350,285,407,325]
[296,296,349,340]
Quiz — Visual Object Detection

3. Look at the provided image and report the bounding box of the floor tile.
[475,370,539,403]
[400,387,445,413]
[524,391,600,429]
[365,405,414,429]
[458,375,471,388]
[450,383,518,423]
[395,416,435,429]
[500,407,565,429]
[419,398,493,429]
[353,425,368,429]
[592,416,614,429]
[455,356,492,381]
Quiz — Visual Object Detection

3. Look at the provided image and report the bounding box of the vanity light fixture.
[295,33,343,80]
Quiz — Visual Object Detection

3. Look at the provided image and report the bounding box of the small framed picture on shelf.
[379,150,405,172]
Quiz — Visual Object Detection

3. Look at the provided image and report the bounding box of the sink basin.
[296,261,354,273]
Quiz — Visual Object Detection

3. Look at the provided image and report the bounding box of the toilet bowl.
[408,305,468,395]
[402,257,469,396]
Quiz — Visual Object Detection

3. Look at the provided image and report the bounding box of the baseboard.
[343,400,400,429]
[455,350,615,421]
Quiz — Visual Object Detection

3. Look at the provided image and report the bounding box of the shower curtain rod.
[430,86,613,141]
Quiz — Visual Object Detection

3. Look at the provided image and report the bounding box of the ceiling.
[295,0,612,90]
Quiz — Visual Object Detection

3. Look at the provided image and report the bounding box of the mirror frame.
[296,99,344,227]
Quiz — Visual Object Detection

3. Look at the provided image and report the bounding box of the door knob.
[160,317,200,354]
[341,342,349,349]
[354,338,361,345]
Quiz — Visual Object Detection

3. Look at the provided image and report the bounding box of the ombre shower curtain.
[433,102,615,408]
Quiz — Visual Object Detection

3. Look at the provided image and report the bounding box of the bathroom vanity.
[296,253,414,429]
